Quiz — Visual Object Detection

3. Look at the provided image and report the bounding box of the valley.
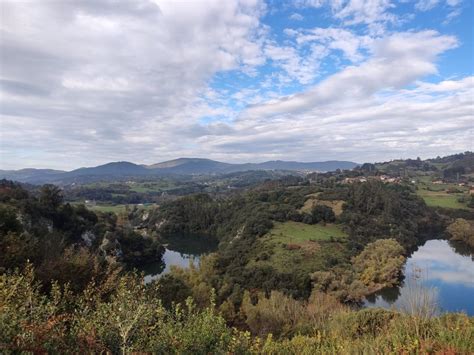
[1,152,473,353]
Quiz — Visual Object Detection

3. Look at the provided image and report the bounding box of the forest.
[2,0,473,350]
[0,169,473,353]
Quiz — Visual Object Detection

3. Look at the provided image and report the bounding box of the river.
[142,237,474,315]
[365,239,474,315]
[142,236,218,283]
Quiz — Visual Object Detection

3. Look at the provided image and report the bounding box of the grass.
[129,185,156,193]
[129,185,166,193]
[300,196,345,216]
[86,204,129,213]
[259,311,474,354]
[79,180,177,194]
[247,221,349,274]
[82,203,158,214]
[270,221,347,243]
[128,180,177,193]
[419,193,470,210]
[415,181,472,210]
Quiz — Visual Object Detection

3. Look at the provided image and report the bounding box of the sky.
[0,0,473,170]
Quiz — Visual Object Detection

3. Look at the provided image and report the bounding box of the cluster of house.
[432,180,474,195]
[433,180,470,186]
[342,175,402,184]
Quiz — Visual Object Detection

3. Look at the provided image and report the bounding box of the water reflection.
[365,239,474,315]
[449,240,474,260]
[365,285,401,304]
[142,235,218,283]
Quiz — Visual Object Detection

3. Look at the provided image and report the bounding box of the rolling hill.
[0,158,358,184]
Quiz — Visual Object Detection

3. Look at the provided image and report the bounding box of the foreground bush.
[0,265,473,354]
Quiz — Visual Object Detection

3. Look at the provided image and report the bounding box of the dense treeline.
[0,177,450,305]
[139,180,442,303]
[341,181,440,250]
[1,176,473,353]
[64,182,202,204]
[372,151,474,177]
[62,172,303,205]
[0,180,163,290]
[146,185,312,240]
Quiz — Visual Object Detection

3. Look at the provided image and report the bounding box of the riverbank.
[365,239,474,315]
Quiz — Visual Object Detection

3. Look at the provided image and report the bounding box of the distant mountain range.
[0,158,358,184]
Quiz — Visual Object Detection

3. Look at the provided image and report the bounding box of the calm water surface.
[142,236,218,283]
[365,239,474,315]
[142,237,474,314]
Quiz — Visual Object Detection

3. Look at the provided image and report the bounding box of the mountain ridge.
[0,158,359,184]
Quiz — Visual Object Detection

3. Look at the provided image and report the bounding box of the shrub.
[333,308,398,338]
[446,218,474,247]
[311,205,336,224]
[352,239,405,289]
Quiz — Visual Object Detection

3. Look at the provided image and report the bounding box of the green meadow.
[247,221,349,275]
[270,221,347,242]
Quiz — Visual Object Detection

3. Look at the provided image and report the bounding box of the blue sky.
[0,0,473,169]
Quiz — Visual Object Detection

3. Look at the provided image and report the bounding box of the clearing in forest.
[300,195,345,216]
[269,221,347,243]
[248,221,349,275]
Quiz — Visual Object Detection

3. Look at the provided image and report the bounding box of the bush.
[311,205,336,224]
[352,239,405,289]
[1,265,473,354]
[446,218,474,247]
[241,290,347,338]
[334,308,398,338]
[152,274,192,309]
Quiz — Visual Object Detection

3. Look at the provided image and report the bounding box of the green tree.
[311,205,336,223]
[352,239,405,289]
[39,184,63,210]
[446,218,474,247]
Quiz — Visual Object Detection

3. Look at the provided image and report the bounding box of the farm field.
[415,180,471,210]
[74,203,158,214]
[86,204,129,213]
[128,181,177,193]
[417,190,470,209]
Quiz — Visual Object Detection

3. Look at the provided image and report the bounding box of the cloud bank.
[0,0,472,169]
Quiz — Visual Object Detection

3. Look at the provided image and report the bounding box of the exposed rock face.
[99,232,123,260]
[81,230,96,247]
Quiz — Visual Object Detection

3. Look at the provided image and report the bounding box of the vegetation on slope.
[0,265,472,354]
[1,150,474,353]
[446,218,474,248]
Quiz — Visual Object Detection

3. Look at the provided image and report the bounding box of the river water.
[365,239,474,315]
[142,237,474,315]
[142,236,218,283]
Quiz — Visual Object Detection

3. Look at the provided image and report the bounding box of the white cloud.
[201,31,469,163]
[414,0,464,24]
[0,0,267,169]
[296,0,397,33]
[443,7,462,24]
[446,0,462,6]
[0,1,471,169]
[289,13,304,21]
[331,0,396,26]
[286,27,372,62]
[263,43,327,84]
[245,31,458,118]
[415,0,440,11]
[415,76,473,93]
